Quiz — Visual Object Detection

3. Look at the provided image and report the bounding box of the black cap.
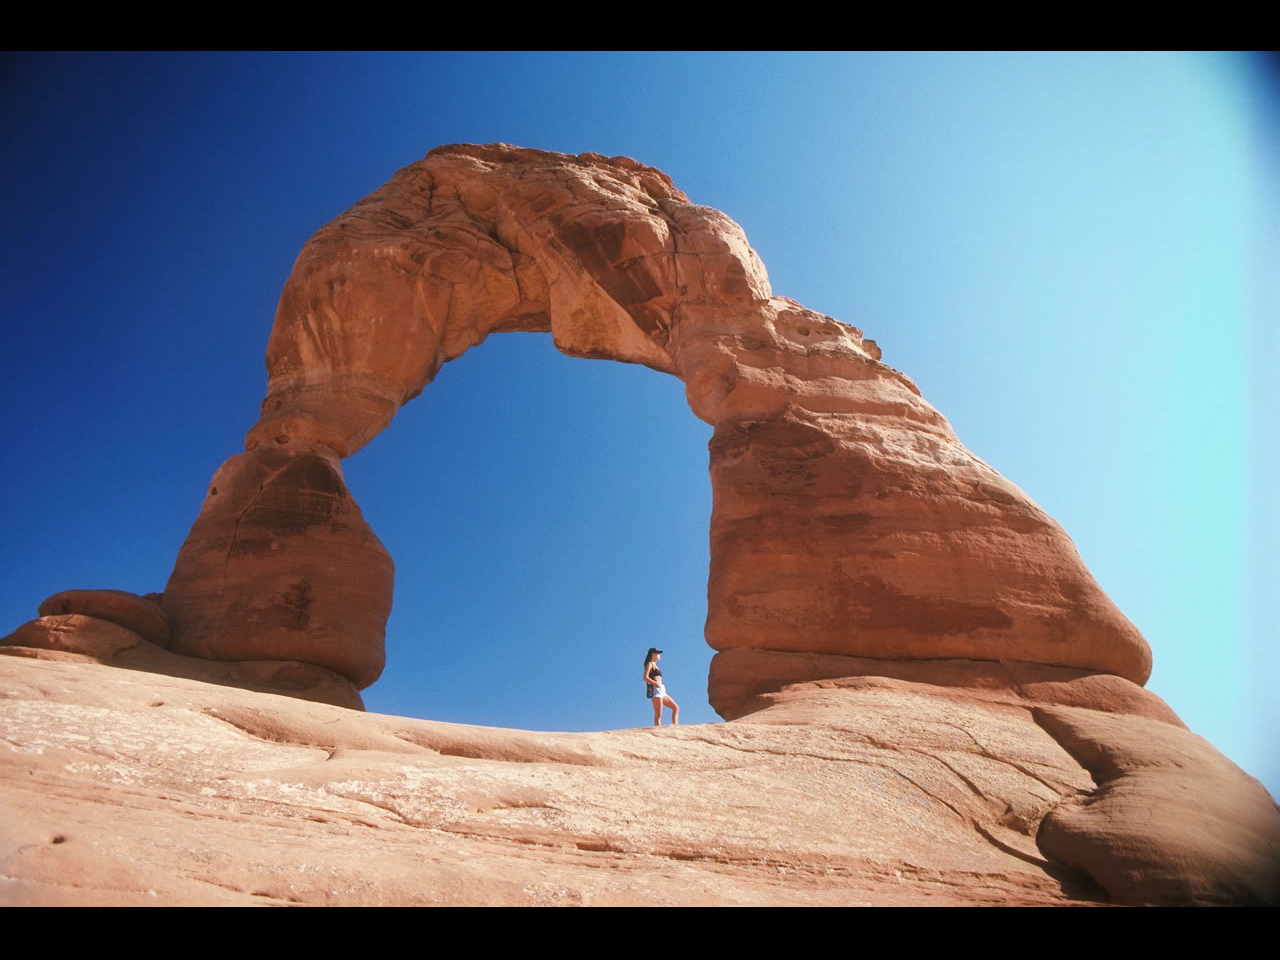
[647,647,663,656]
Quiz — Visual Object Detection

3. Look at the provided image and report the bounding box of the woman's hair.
[644,647,660,669]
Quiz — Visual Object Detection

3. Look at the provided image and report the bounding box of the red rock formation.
[164,448,391,688]
[161,143,1150,703]
[37,590,170,648]
[1,612,362,709]
[1034,706,1280,904]
[3,145,1273,906]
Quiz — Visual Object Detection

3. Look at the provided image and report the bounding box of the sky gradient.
[2,52,1275,797]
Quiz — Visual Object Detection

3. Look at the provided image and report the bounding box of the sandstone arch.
[161,144,1151,717]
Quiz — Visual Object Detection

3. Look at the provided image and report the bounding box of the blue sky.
[2,52,1274,796]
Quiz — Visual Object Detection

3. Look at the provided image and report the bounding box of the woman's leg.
[662,695,679,725]
[652,696,663,726]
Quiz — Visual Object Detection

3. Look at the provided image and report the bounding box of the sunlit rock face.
[5,144,1275,907]
[164,143,1149,701]
[164,448,392,688]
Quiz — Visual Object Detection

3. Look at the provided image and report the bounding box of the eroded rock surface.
[709,649,1185,726]
[1034,706,1280,905]
[37,589,170,648]
[164,449,392,688]
[0,656,1104,906]
[2,614,362,710]
[159,143,1149,703]
[6,145,1266,905]
[3,656,1272,906]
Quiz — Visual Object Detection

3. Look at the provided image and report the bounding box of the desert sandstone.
[3,145,1276,905]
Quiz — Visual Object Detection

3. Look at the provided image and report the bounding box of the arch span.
[161,144,1150,717]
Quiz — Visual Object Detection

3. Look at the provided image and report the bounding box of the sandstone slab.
[0,656,1082,905]
[3,656,1272,906]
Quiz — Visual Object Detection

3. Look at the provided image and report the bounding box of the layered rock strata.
[160,143,1149,705]
[2,590,362,709]
[37,589,170,648]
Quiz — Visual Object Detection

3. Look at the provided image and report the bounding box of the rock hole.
[50,834,66,844]
[344,332,714,731]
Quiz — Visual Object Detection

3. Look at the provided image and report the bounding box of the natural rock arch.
[9,143,1277,906]
[160,144,1151,717]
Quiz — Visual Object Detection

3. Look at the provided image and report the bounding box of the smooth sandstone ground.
[0,655,1093,906]
[3,654,1276,906]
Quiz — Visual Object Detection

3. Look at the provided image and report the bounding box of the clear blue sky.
[2,52,1274,797]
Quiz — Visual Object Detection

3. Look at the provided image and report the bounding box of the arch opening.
[346,332,715,729]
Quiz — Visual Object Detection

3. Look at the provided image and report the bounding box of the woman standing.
[643,647,679,726]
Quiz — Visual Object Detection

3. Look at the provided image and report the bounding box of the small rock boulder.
[1035,705,1280,905]
[38,589,170,649]
[3,614,144,660]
